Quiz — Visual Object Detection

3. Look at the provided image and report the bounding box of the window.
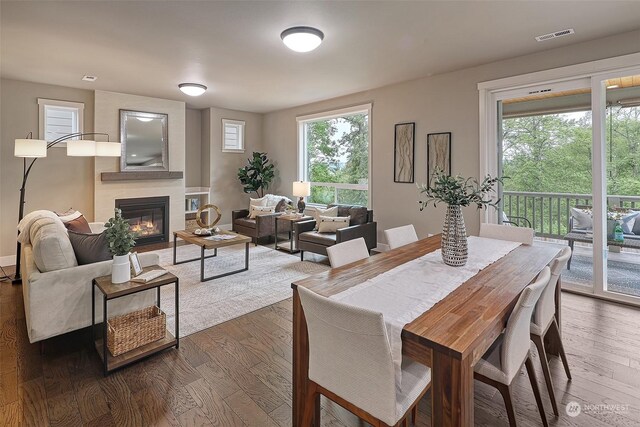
[38,98,84,143]
[222,119,245,152]
[297,104,372,207]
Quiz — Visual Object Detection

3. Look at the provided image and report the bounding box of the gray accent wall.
[203,107,264,226]
[185,108,204,187]
[0,79,95,259]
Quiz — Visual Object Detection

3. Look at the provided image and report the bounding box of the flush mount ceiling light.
[178,83,207,96]
[280,26,324,53]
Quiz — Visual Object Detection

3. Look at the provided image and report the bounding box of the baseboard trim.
[0,255,16,267]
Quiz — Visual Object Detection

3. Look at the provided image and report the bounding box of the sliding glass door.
[601,74,640,301]
[492,69,640,304]
[495,79,595,293]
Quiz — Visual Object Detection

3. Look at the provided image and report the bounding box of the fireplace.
[115,196,169,246]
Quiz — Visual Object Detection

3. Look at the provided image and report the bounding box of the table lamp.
[292,181,311,213]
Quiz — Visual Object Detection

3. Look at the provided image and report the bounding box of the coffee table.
[173,230,251,281]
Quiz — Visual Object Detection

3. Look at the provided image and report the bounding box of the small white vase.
[112,254,131,284]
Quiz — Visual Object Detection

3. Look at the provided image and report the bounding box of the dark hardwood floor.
[2,264,640,426]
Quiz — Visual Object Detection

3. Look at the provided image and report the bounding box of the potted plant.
[105,208,137,283]
[237,152,275,197]
[419,170,502,267]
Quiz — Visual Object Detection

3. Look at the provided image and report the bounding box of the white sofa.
[20,220,157,343]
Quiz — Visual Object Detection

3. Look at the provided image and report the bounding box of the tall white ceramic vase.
[112,254,131,284]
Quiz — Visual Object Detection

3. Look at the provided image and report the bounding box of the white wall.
[262,29,640,244]
[94,90,186,238]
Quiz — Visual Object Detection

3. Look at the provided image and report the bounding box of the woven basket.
[107,306,166,356]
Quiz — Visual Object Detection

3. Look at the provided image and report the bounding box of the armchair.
[232,209,285,245]
[294,204,376,261]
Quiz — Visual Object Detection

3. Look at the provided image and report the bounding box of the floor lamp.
[11,132,121,283]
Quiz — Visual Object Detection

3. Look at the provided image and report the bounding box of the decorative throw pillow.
[249,205,275,219]
[312,206,338,230]
[570,207,592,230]
[317,216,350,233]
[56,209,92,233]
[30,217,78,272]
[275,198,288,212]
[67,230,111,265]
[249,196,268,209]
[633,215,640,235]
[621,211,640,234]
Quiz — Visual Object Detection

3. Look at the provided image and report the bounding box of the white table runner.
[330,236,521,388]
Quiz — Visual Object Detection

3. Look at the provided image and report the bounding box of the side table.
[92,266,179,376]
[274,215,313,254]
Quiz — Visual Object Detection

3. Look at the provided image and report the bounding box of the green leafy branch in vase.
[418,169,505,210]
[104,208,137,256]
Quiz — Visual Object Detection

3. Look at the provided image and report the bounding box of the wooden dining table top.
[292,234,562,362]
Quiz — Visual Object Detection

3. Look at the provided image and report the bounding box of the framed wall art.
[427,132,451,185]
[394,122,415,183]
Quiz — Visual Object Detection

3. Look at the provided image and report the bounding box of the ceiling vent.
[82,75,97,82]
[535,28,575,42]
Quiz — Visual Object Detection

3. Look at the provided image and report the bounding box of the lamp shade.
[96,141,122,157]
[15,139,47,158]
[292,181,311,197]
[67,140,96,156]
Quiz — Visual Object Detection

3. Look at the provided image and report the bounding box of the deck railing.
[502,191,640,239]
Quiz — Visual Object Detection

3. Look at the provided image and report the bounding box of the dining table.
[291,234,563,427]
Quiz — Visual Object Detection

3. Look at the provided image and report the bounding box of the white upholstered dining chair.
[298,286,431,427]
[474,266,551,427]
[530,246,572,416]
[326,237,370,268]
[384,224,419,250]
[479,223,535,245]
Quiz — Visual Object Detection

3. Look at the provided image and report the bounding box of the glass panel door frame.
[490,78,594,296]
[592,67,640,305]
[479,54,640,306]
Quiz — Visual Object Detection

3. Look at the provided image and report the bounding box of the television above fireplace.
[115,196,169,246]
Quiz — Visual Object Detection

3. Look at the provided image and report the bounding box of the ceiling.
[2,1,640,113]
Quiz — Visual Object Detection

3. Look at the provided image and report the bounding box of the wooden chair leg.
[411,405,417,425]
[495,382,518,427]
[531,334,559,416]
[551,319,572,380]
[302,382,319,427]
[525,355,549,427]
[301,251,304,261]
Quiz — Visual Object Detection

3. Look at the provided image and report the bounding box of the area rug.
[563,254,640,296]
[150,244,329,337]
